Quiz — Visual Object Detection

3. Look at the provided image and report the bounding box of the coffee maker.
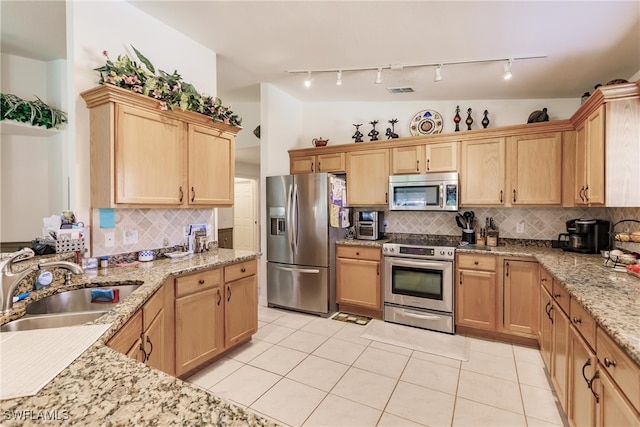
[558,219,610,254]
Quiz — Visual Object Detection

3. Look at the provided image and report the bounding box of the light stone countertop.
[0,249,278,427]
[457,244,640,366]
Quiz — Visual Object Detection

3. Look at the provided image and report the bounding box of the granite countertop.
[336,238,389,247]
[0,249,277,427]
[457,244,640,366]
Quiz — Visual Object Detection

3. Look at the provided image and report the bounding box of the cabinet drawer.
[143,286,164,331]
[108,310,142,355]
[552,281,570,315]
[336,245,381,261]
[457,254,496,271]
[225,259,257,283]
[569,298,596,350]
[597,327,640,412]
[539,268,553,294]
[175,268,221,298]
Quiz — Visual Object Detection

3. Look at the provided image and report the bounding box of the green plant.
[1,93,68,129]
[94,46,242,128]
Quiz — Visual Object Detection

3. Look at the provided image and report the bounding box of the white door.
[233,178,258,251]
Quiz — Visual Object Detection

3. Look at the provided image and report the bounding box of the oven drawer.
[337,245,381,261]
[457,254,496,271]
[384,304,454,334]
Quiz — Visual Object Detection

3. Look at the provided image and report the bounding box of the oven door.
[384,256,453,313]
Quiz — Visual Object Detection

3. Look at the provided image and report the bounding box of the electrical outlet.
[105,232,115,247]
[163,237,169,247]
[516,221,525,234]
[383,219,389,230]
[123,229,138,245]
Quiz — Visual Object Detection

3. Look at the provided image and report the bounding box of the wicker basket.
[35,237,85,253]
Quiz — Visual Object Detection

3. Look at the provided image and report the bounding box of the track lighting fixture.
[434,64,443,82]
[503,59,513,80]
[288,55,542,87]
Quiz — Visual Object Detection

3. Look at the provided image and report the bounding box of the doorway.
[233,178,258,251]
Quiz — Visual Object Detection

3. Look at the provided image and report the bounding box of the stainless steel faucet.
[0,248,85,313]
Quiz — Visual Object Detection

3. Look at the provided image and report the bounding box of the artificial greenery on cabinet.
[1,93,68,129]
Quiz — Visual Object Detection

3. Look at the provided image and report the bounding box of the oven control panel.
[382,243,455,260]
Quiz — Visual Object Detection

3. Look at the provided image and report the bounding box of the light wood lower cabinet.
[336,245,382,318]
[568,325,597,427]
[551,282,570,412]
[595,367,640,427]
[503,259,539,336]
[540,285,553,370]
[224,260,258,348]
[455,254,497,331]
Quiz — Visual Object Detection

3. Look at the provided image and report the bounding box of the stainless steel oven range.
[383,240,455,334]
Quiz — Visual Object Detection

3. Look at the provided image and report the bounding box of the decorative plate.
[409,109,443,136]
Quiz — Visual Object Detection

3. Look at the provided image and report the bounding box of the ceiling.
[2,1,638,165]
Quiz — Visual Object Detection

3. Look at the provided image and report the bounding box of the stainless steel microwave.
[388,172,458,211]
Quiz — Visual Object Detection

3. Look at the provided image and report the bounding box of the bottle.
[35,270,53,290]
[100,256,109,268]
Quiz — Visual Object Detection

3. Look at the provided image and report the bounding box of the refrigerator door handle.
[287,183,295,254]
[293,183,299,253]
[271,265,321,274]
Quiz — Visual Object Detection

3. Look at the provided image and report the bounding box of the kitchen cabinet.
[551,280,570,412]
[502,259,539,336]
[426,141,457,173]
[336,245,382,318]
[455,254,497,331]
[81,84,239,208]
[596,368,640,427]
[218,228,233,249]
[459,137,506,205]
[346,149,389,206]
[108,310,145,362]
[290,152,346,174]
[390,142,457,174]
[540,285,553,371]
[391,145,423,174]
[568,319,597,427]
[574,106,605,205]
[223,259,258,348]
[175,268,224,377]
[507,132,562,205]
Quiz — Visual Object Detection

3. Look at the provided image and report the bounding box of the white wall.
[233,101,260,151]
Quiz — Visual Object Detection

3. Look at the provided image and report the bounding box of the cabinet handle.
[318,161,321,171]
[589,370,600,403]
[581,358,593,387]
[505,261,510,277]
[499,190,503,203]
[541,277,547,282]
[146,336,153,360]
[513,189,517,203]
[227,285,231,302]
[198,279,205,285]
[377,264,380,275]
[604,357,617,368]
[579,186,585,202]
[385,192,388,203]
[241,267,246,273]
[426,159,430,171]
[549,305,554,324]
[179,186,184,202]
[474,261,479,265]
[459,271,463,285]
[553,293,561,299]
[191,186,196,202]
[356,252,360,256]
[311,163,314,173]
[584,185,589,202]
[217,289,222,305]
[572,316,582,324]
[545,301,552,319]
[139,341,148,362]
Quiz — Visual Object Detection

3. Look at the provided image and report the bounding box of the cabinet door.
[291,155,316,174]
[574,122,588,204]
[552,301,570,411]
[188,124,234,206]
[460,138,505,205]
[336,257,381,310]
[456,269,496,330]
[346,149,390,206]
[391,145,424,174]
[108,310,144,361]
[317,153,346,173]
[175,286,224,376]
[503,260,539,336]
[540,286,553,370]
[585,106,605,205]
[596,368,640,427]
[568,326,597,427]
[116,105,185,205]
[508,133,562,205]
[426,142,457,172]
[225,275,258,348]
[143,309,166,372]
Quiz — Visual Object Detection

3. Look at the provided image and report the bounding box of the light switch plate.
[516,221,525,234]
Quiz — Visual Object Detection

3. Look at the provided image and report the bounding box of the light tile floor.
[188,307,566,427]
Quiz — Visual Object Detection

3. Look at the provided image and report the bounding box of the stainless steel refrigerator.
[267,173,346,317]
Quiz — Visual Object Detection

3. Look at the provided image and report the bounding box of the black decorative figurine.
[527,107,549,123]
[465,108,473,130]
[352,124,363,143]
[453,106,461,132]
[481,110,490,129]
[386,118,399,139]
[368,120,379,141]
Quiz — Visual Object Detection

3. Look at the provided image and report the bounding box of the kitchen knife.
[456,214,466,229]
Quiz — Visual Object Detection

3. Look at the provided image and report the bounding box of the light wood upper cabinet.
[81,85,239,208]
[391,145,423,174]
[290,155,316,174]
[115,105,186,205]
[507,132,562,205]
[290,153,346,174]
[426,141,457,172]
[188,124,234,206]
[574,105,605,205]
[347,149,390,206]
[460,137,506,205]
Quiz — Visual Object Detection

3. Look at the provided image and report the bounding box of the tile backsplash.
[90,208,214,257]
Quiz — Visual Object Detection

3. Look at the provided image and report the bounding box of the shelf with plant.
[93,46,241,128]
[1,93,68,131]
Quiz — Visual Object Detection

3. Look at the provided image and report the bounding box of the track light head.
[434,64,443,82]
[304,71,312,87]
[503,59,513,80]
[336,70,343,86]
[375,68,382,84]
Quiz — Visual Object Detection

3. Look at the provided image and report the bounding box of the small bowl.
[138,250,154,262]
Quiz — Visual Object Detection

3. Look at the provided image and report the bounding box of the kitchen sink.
[0,311,109,332]
[25,284,141,315]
